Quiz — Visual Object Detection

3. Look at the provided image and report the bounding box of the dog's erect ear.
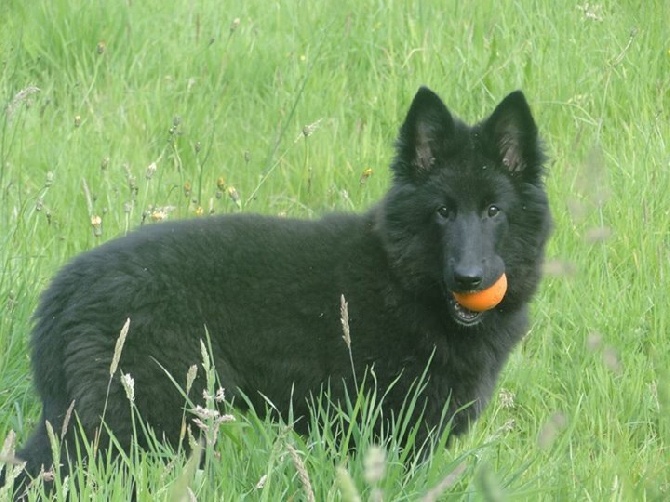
[482,91,541,177]
[393,87,455,179]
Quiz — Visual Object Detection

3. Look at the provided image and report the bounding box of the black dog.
[2,87,551,497]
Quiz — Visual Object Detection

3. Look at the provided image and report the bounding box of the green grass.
[1,0,669,499]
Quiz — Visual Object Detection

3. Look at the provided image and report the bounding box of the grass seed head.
[145,161,158,179]
[6,85,40,118]
[109,318,131,376]
[227,186,241,207]
[286,443,315,502]
[363,445,386,485]
[359,168,373,184]
[186,365,198,395]
[121,373,135,404]
[230,18,241,34]
[91,215,103,237]
[255,474,268,490]
[537,412,567,450]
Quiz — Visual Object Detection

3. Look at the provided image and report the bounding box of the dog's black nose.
[454,268,483,291]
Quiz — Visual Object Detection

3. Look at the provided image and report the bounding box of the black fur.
[2,87,552,497]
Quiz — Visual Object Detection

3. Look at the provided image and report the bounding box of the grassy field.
[1,0,669,499]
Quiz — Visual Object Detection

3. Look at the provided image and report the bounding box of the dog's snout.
[454,266,483,291]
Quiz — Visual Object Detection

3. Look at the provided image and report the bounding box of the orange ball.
[453,273,508,312]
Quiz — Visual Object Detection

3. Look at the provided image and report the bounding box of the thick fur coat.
[2,87,552,497]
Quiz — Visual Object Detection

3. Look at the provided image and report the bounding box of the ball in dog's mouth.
[453,273,508,312]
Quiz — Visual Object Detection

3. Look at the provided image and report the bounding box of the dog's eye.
[437,206,452,219]
[487,205,501,218]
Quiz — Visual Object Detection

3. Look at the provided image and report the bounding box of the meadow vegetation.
[1,0,668,499]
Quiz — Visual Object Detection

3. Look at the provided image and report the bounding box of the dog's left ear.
[482,91,543,179]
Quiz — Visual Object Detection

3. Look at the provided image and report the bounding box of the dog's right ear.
[393,87,456,180]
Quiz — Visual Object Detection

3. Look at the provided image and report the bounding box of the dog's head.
[380,87,552,326]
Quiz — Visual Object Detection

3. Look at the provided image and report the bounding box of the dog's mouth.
[447,296,484,326]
